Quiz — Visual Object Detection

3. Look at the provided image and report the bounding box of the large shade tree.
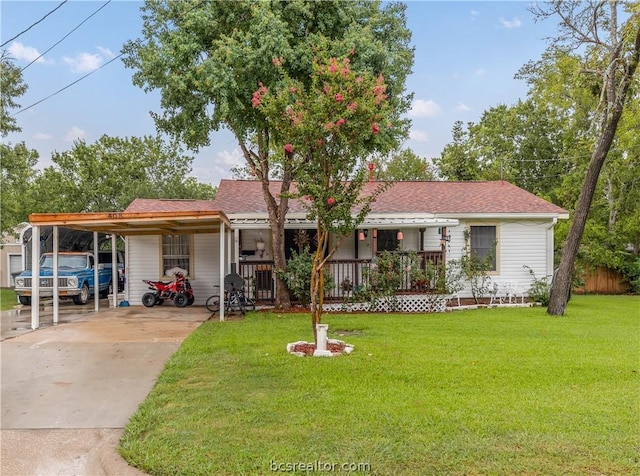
[531,1,640,315]
[122,0,414,309]
[31,135,216,213]
[256,51,403,341]
[0,52,39,236]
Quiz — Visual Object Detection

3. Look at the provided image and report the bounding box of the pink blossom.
[336,118,346,127]
[251,82,268,108]
[347,102,357,111]
[329,64,338,73]
[372,122,380,135]
[272,56,284,67]
[325,122,335,130]
[341,68,349,77]
[284,144,293,154]
[327,197,336,206]
[335,93,344,102]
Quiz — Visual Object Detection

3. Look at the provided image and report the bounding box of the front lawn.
[119,295,639,475]
[0,288,17,311]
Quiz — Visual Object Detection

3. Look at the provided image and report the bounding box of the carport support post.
[53,226,59,324]
[111,234,118,308]
[94,232,99,313]
[30,225,40,330]
[219,222,225,322]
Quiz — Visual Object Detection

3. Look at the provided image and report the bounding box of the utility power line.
[1,1,68,48]
[13,53,124,116]
[21,0,113,72]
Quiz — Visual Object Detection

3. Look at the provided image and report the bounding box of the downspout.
[547,217,558,276]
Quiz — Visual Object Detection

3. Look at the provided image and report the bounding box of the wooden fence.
[575,266,629,294]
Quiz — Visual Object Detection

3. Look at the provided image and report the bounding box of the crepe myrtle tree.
[255,51,404,342]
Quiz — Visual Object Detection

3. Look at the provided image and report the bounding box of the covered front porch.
[239,250,447,304]
[232,215,459,305]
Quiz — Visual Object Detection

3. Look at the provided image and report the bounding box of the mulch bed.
[290,341,347,356]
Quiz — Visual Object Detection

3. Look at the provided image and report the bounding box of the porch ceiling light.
[397,231,404,241]
[358,230,368,241]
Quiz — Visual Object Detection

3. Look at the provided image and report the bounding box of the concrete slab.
[0,304,209,475]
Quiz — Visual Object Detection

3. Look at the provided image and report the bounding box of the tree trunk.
[548,21,640,316]
[548,127,616,315]
[261,180,292,311]
[548,109,628,314]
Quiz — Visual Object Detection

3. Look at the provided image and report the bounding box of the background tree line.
[3,1,638,303]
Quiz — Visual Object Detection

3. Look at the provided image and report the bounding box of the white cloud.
[33,132,54,141]
[408,99,441,118]
[63,126,86,142]
[7,41,48,64]
[475,68,486,76]
[500,17,522,29]
[456,102,472,112]
[409,129,429,142]
[96,46,115,59]
[470,10,480,19]
[63,52,103,73]
[216,148,244,167]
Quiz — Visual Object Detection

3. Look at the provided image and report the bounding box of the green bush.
[276,247,333,306]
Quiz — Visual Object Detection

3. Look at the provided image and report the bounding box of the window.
[469,225,497,271]
[162,235,191,276]
[377,229,400,252]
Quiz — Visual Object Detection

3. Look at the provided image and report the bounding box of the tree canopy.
[31,135,216,213]
[434,2,640,300]
[123,0,415,309]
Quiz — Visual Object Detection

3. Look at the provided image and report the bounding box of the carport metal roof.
[28,210,231,235]
[27,210,232,330]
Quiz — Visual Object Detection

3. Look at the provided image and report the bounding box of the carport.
[27,209,232,328]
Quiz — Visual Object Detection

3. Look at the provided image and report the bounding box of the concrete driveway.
[1,303,210,475]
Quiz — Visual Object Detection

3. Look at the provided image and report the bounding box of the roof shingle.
[209,179,568,216]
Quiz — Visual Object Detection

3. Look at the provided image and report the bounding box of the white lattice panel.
[324,294,449,313]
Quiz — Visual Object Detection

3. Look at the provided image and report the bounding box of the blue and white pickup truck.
[14,251,125,306]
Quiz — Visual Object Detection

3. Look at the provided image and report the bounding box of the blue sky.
[2,1,559,187]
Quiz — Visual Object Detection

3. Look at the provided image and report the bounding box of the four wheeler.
[142,268,194,308]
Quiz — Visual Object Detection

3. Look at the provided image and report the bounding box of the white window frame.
[160,234,194,278]
[467,223,500,275]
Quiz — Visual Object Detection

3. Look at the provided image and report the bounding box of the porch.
[238,250,446,304]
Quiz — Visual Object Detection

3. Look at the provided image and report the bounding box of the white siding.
[127,233,221,306]
[445,219,554,298]
[192,233,221,305]
[128,235,161,306]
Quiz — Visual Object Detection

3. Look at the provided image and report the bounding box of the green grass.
[0,288,17,311]
[119,295,640,475]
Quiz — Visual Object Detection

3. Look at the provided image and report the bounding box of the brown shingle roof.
[210,179,568,216]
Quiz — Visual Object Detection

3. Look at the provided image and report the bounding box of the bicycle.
[206,284,255,315]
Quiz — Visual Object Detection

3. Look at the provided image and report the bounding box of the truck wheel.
[142,293,157,307]
[73,283,90,305]
[18,296,31,306]
[173,293,188,307]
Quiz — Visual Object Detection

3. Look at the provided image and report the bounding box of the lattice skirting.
[323,294,450,313]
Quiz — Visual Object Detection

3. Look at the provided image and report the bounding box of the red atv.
[142,269,194,308]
